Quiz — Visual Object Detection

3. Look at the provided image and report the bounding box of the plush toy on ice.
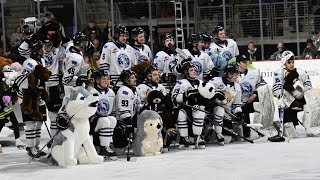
[51,89,104,167]
[133,110,163,156]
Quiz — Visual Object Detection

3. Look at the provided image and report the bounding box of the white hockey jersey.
[272,68,312,98]
[171,79,203,106]
[137,83,167,103]
[116,85,140,120]
[62,46,86,86]
[44,46,65,87]
[99,42,134,84]
[131,44,153,65]
[209,77,242,113]
[15,58,45,106]
[153,51,177,75]
[238,68,267,103]
[176,49,214,80]
[90,86,116,117]
[208,39,239,61]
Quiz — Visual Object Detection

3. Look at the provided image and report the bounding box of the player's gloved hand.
[75,75,89,86]
[56,114,70,130]
[214,91,225,101]
[277,96,288,109]
[123,117,134,135]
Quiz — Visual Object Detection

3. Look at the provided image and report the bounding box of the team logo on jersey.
[222,51,233,60]
[168,60,177,73]
[192,61,203,76]
[97,99,110,116]
[44,55,53,66]
[117,54,130,68]
[133,99,139,113]
[137,55,148,63]
[240,82,253,97]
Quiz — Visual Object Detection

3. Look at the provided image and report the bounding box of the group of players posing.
[11,24,316,160]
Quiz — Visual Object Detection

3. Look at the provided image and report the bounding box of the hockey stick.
[126,132,136,162]
[178,102,264,143]
[44,121,52,138]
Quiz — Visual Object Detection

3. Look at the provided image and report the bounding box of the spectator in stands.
[301,39,318,59]
[92,38,102,54]
[243,41,261,61]
[269,42,285,60]
[40,6,55,24]
[82,20,102,42]
[102,20,113,44]
[10,25,24,53]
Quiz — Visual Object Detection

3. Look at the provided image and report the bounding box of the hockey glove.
[123,117,134,135]
[176,58,192,73]
[214,91,226,101]
[235,112,244,122]
[56,114,70,130]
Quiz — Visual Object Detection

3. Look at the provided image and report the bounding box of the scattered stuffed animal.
[199,82,216,99]
[133,110,163,156]
[0,56,13,69]
[131,61,151,83]
[10,62,23,72]
[51,91,104,167]
[283,68,305,110]
[21,65,51,120]
[2,65,18,88]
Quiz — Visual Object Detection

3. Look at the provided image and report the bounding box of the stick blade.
[268,135,290,142]
[252,136,269,143]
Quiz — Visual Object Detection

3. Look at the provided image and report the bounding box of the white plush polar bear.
[51,93,104,167]
[133,110,163,156]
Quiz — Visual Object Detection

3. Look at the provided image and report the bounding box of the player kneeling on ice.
[207,64,242,145]
[273,51,320,137]
[51,90,104,167]
[88,70,117,160]
[172,62,209,149]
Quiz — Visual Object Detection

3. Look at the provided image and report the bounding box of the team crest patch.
[192,61,203,76]
[222,51,233,60]
[240,82,253,97]
[117,54,130,68]
[97,99,110,116]
[169,60,177,72]
[44,55,53,66]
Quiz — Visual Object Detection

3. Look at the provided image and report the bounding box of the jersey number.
[121,100,129,107]
[68,68,75,75]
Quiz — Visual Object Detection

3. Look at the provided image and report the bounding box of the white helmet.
[281,50,294,65]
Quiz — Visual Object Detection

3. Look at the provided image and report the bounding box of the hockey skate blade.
[252,136,268,143]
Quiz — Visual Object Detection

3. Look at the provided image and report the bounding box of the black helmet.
[91,69,109,81]
[181,61,195,77]
[212,26,224,36]
[72,32,87,45]
[224,64,238,75]
[43,39,53,47]
[131,27,145,40]
[187,33,202,48]
[114,26,128,40]
[29,39,43,55]
[144,65,158,79]
[120,69,136,84]
[201,32,213,43]
[163,33,174,41]
[236,54,249,63]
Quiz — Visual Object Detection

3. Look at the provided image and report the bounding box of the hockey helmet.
[114,26,129,40]
[120,69,137,84]
[236,54,249,63]
[212,26,225,36]
[131,27,145,40]
[43,39,53,52]
[163,33,174,41]
[181,61,196,77]
[201,32,213,43]
[224,64,238,75]
[72,32,87,45]
[281,50,294,65]
[187,33,202,48]
[29,39,43,55]
[144,65,158,79]
[91,69,109,81]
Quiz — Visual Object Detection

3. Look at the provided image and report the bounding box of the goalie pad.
[255,85,275,129]
[303,89,320,136]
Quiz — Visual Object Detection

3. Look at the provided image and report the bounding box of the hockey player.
[63,32,89,97]
[137,66,166,103]
[153,33,178,82]
[237,54,267,138]
[14,39,48,157]
[208,64,242,145]
[42,39,64,137]
[99,26,134,86]
[273,51,313,137]
[201,32,213,53]
[208,26,239,61]
[130,27,152,65]
[113,70,140,149]
[88,70,117,160]
[172,62,207,149]
[175,33,215,81]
